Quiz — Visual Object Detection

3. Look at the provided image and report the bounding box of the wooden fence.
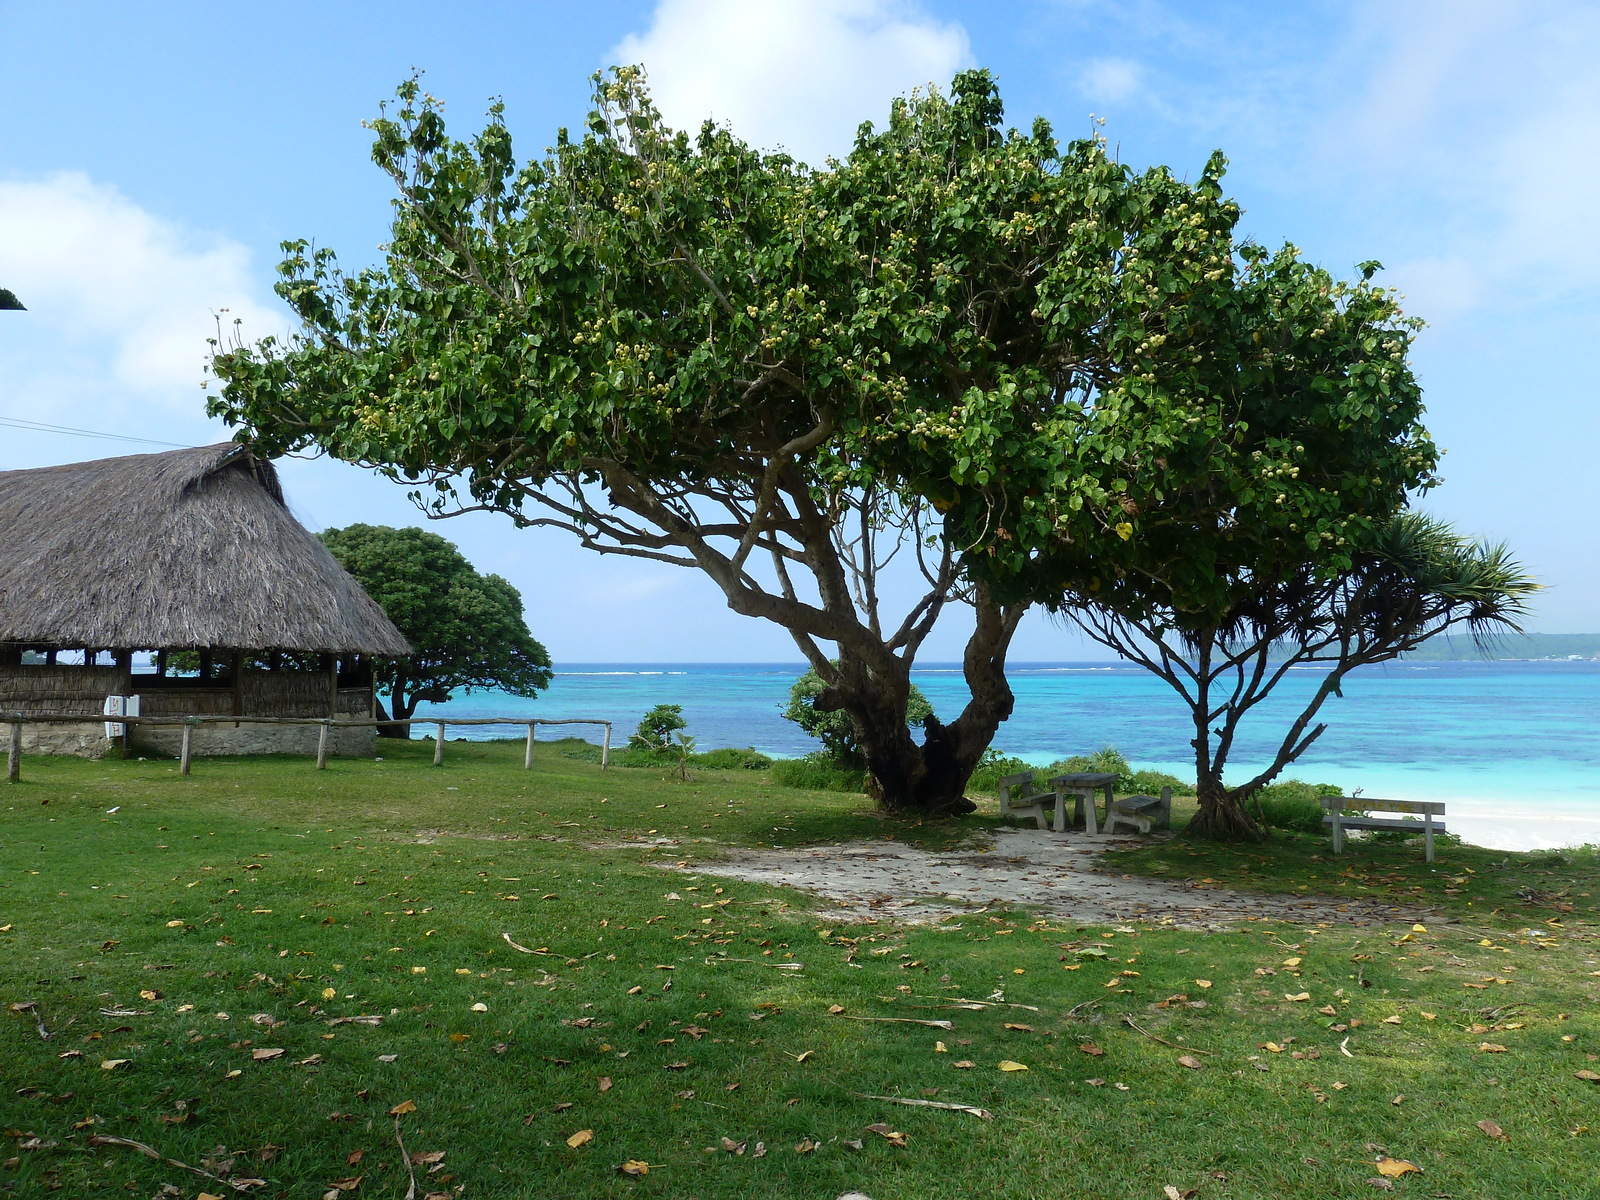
[3,713,611,782]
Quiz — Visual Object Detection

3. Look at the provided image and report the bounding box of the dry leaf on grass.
[1478,1043,1508,1054]
[409,1151,445,1166]
[1164,1187,1199,1200]
[794,1137,818,1154]
[1374,1157,1420,1178]
[617,1160,650,1176]
[1195,979,1212,988]
[1284,992,1311,1002]
[1078,1043,1105,1057]
[721,1137,746,1155]
[952,1060,975,1069]
[100,1059,129,1070]
[997,1060,1028,1072]
[1477,1119,1506,1139]
[1575,1070,1600,1083]
[1177,1055,1203,1070]
[388,1100,417,1116]
[598,1076,613,1093]
[864,1123,908,1147]
[251,1048,284,1061]
[566,1129,594,1149]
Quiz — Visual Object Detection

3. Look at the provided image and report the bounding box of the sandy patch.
[667,828,1438,931]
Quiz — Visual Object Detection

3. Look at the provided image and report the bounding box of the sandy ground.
[667,828,1438,931]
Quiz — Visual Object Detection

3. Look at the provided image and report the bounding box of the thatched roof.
[0,443,410,654]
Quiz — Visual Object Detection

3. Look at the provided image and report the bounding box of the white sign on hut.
[0,443,410,757]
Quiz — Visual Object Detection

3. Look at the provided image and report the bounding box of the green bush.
[967,748,1033,795]
[769,753,868,793]
[1253,778,1343,833]
[629,704,687,753]
[693,747,773,770]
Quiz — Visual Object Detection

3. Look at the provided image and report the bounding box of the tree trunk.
[1187,775,1265,841]
[830,594,1022,816]
[375,696,411,740]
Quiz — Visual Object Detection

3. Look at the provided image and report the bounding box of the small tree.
[783,668,933,769]
[320,524,553,731]
[1061,513,1537,838]
[629,703,687,753]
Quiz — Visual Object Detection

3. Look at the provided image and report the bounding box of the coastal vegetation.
[3,744,1598,1198]
[208,67,1532,838]
[319,524,552,732]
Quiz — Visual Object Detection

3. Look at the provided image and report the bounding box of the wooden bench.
[1321,797,1447,863]
[998,771,1062,831]
[1104,787,1172,835]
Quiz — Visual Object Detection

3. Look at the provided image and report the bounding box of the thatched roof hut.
[0,443,408,654]
[0,443,408,758]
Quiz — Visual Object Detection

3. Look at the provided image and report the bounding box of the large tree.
[206,69,1189,813]
[320,523,552,731]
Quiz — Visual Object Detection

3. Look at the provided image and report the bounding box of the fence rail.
[2,712,611,782]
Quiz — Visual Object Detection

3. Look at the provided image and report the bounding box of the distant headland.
[1402,632,1600,661]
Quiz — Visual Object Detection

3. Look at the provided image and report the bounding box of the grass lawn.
[3,740,1599,1199]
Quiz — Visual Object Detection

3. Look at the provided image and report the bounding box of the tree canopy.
[320,523,552,725]
[210,66,1483,819]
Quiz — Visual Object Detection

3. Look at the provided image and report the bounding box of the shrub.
[629,704,687,753]
[1254,778,1343,833]
[967,748,1033,795]
[781,668,933,768]
[769,753,868,793]
[694,747,773,770]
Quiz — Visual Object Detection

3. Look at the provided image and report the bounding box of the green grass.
[3,740,1599,1198]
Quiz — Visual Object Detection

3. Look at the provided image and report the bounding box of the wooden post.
[524,722,536,769]
[326,654,340,719]
[231,649,245,728]
[316,720,330,770]
[433,721,445,766]
[1423,810,1435,864]
[180,719,194,776]
[600,722,611,769]
[6,719,20,784]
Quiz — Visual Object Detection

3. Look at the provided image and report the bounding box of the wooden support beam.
[326,654,340,719]
[6,720,20,784]
[316,720,330,770]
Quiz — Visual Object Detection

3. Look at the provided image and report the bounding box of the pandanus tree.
[207,68,1214,812]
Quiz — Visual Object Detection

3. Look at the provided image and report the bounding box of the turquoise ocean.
[412,661,1600,851]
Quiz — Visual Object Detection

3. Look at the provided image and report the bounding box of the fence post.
[524,722,536,770]
[6,719,20,784]
[433,721,445,767]
[600,722,611,769]
[180,719,195,776]
[316,720,330,771]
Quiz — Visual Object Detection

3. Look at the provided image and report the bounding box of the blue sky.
[2,1,1596,662]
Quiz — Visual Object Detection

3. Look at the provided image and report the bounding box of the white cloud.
[610,0,972,164]
[0,172,285,462]
[1080,56,1143,103]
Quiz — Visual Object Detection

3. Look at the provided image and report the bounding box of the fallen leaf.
[327,1178,362,1192]
[864,1122,908,1147]
[1004,1023,1034,1032]
[827,1004,845,1014]
[794,1137,817,1153]
[997,1060,1028,1072]
[1381,1015,1402,1025]
[566,1129,593,1149]
[252,1048,284,1061]
[934,1041,947,1053]
[1318,1005,1338,1016]
[1367,1178,1394,1191]
[1412,924,1427,933]
[952,1060,975,1069]
[1086,1077,1105,1086]
[664,1061,689,1070]
[376,1054,398,1063]
[322,988,336,1001]
[617,1160,649,1176]
[470,1002,488,1012]
[1284,992,1311,1002]
[1265,1042,1285,1053]
[1420,1012,1437,1021]
[599,1076,613,1092]
[1374,1157,1420,1178]
[1079,1043,1105,1057]
[1478,1043,1508,1054]
[346,1150,364,1166]
[388,1100,417,1116]
[1477,1119,1505,1140]
[1177,1055,1202,1070]
[1575,1070,1600,1083]
[752,1141,767,1157]
[1195,979,1212,988]
[720,1137,746,1155]
[100,1059,129,1070]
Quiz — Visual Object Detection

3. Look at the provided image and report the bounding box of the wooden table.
[1048,771,1119,834]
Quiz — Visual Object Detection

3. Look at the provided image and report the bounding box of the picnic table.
[1049,771,1119,834]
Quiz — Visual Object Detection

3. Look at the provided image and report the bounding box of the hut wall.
[0,665,375,758]
[0,664,128,755]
